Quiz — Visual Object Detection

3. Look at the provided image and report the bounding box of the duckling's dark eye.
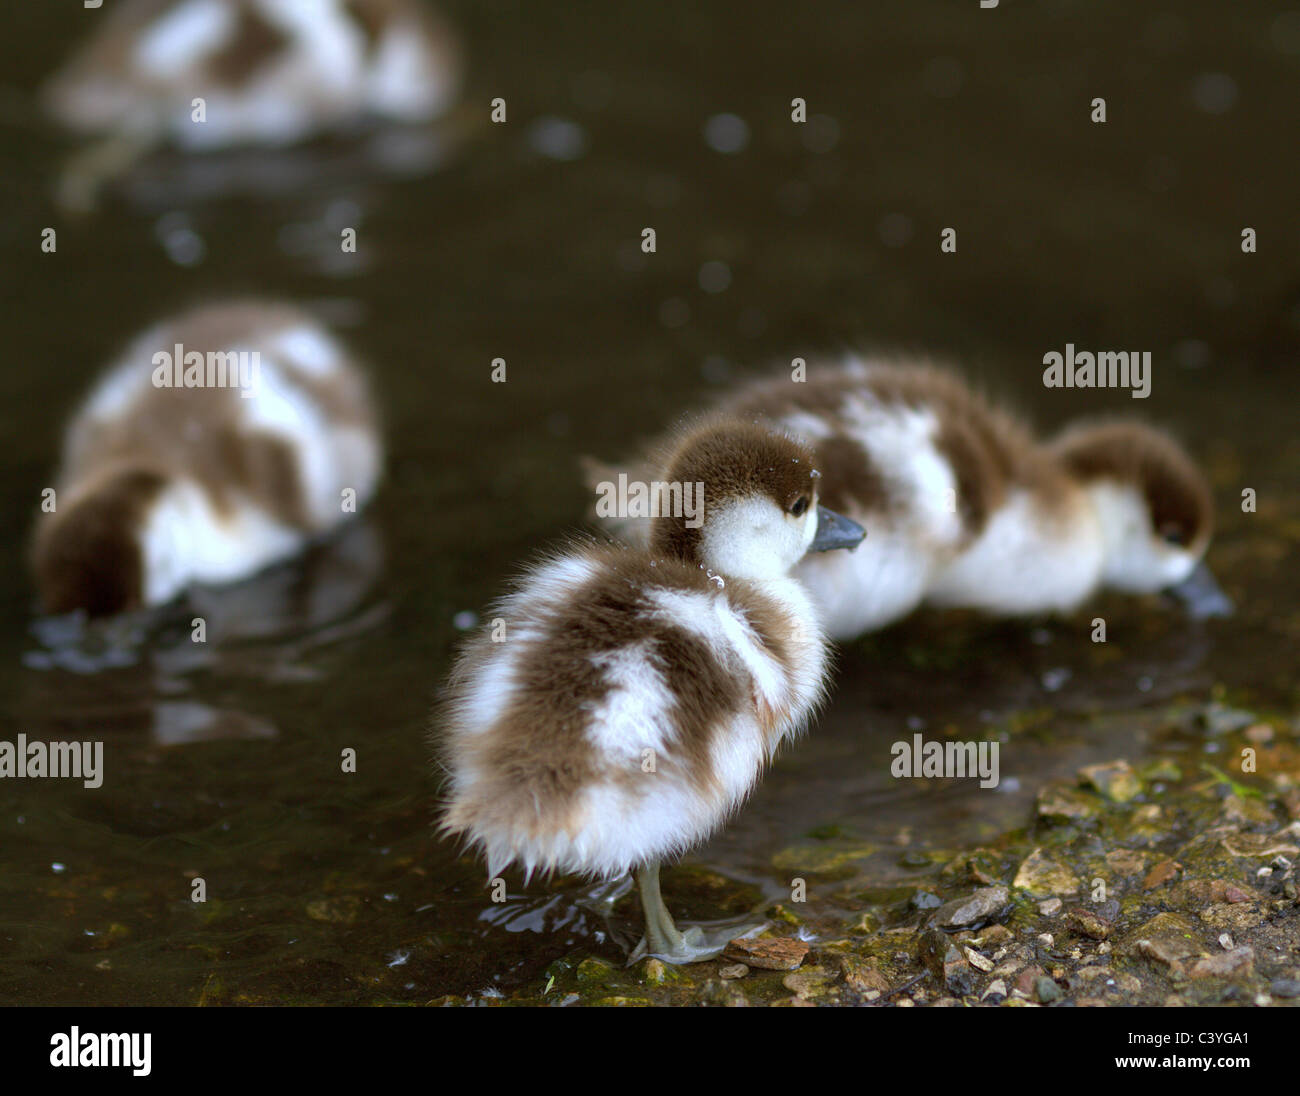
[790,497,809,518]
[1159,524,1187,547]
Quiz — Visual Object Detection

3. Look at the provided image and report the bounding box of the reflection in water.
[21,519,385,745]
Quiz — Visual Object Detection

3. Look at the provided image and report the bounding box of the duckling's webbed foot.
[628,862,765,965]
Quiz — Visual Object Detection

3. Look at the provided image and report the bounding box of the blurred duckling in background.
[44,0,462,209]
[438,420,866,963]
[32,300,382,617]
[590,358,1226,640]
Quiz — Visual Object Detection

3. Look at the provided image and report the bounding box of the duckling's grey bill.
[1164,559,1233,619]
[810,507,866,552]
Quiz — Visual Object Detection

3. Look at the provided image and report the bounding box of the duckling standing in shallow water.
[43,0,462,208]
[590,358,1225,640]
[438,421,866,963]
[31,300,382,617]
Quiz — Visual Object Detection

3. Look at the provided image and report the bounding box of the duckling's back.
[437,546,827,881]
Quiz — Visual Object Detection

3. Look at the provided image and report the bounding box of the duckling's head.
[31,468,167,617]
[1052,421,1215,595]
[648,419,865,581]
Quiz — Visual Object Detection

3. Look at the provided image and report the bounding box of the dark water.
[1,2,1297,1003]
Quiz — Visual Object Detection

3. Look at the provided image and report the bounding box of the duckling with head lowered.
[437,420,865,964]
[591,358,1225,638]
[43,0,462,208]
[31,300,381,617]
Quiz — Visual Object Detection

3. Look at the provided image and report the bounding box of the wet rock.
[1104,848,1150,877]
[1269,978,1300,998]
[1142,859,1181,890]
[1220,830,1300,859]
[1188,946,1254,980]
[1013,849,1080,897]
[965,947,994,972]
[1078,760,1142,803]
[642,959,667,984]
[1200,903,1267,932]
[910,890,943,911]
[1222,794,1277,826]
[1065,906,1114,940]
[931,885,1011,930]
[718,963,748,980]
[840,956,890,994]
[1125,912,1206,971]
[722,936,808,971]
[783,967,834,1000]
[1037,782,1100,821]
[1037,897,1063,916]
[919,928,976,997]
[1199,703,1256,736]
[940,848,1001,886]
[981,978,1007,1002]
[1034,975,1063,1002]
[973,924,1013,947]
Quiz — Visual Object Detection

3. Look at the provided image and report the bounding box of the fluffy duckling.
[31,300,382,616]
[437,420,866,963]
[590,358,1224,640]
[44,0,462,207]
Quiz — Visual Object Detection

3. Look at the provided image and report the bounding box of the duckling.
[31,300,382,617]
[437,420,866,963]
[43,0,462,207]
[589,358,1224,639]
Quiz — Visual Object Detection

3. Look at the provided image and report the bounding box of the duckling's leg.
[629,862,766,965]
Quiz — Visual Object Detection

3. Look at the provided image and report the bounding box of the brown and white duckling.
[31,300,382,616]
[437,420,866,963]
[591,358,1224,640]
[44,0,462,206]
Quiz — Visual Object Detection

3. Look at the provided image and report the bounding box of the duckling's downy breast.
[439,550,828,879]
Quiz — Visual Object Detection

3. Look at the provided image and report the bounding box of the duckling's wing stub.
[809,506,866,553]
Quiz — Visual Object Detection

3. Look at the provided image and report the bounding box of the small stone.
[1036,933,1054,948]
[1199,703,1256,736]
[718,963,748,980]
[1188,946,1254,980]
[1269,978,1300,998]
[1078,760,1142,802]
[1243,723,1274,743]
[981,978,1007,1002]
[919,928,976,997]
[783,968,833,999]
[910,890,943,910]
[1217,933,1233,950]
[1105,849,1149,877]
[643,958,667,984]
[1035,975,1063,1002]
[965,947,995,972]
[1037,783,1100,821]
[895,997,914,1007]
[931,885,1011,929]
[722,936,809,971]
[1014,849,1080,897]
[1142,859,1182,890]
[1125,912,1205,971]
[1066,906,1114,941]
[1038,898,1063,916]
[975,924,1014,947]
[840,956,890,994]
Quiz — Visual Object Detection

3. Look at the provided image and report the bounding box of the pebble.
[931,885,1010,929]
[1035,975,1063,1003]
[717,963,747,980]
[1269,977,1300,998]
[1078,760,1142,802]
[1038,898,1063,916]
[722,936,808,971]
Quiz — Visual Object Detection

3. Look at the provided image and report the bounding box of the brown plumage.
[31,300,382,616]
[436,420,865,960]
